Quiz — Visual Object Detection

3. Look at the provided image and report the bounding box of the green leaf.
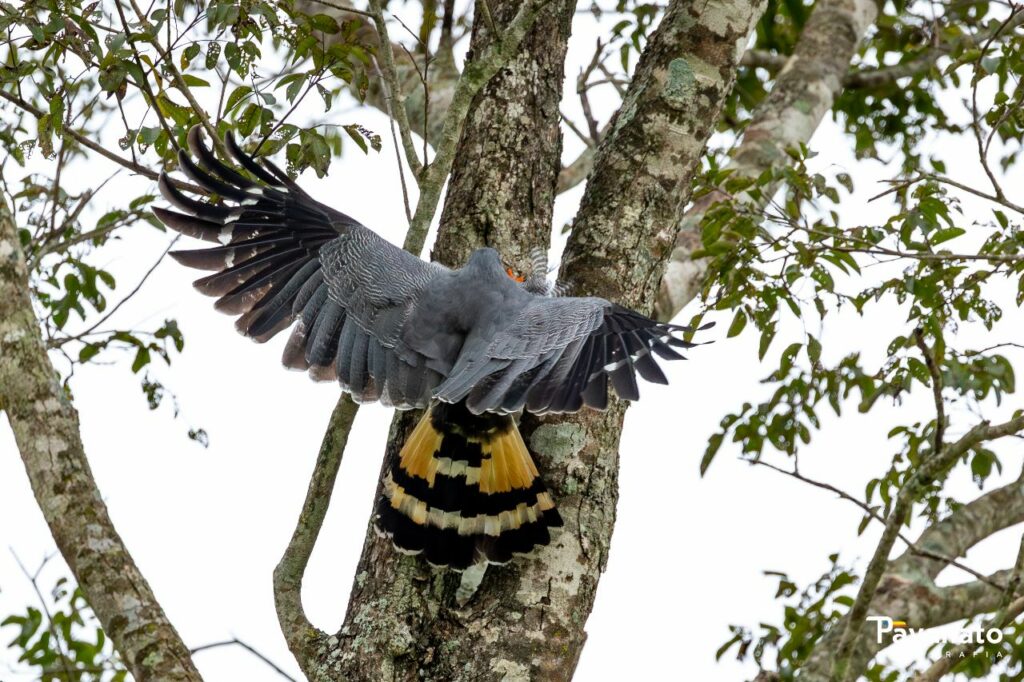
[310,13,340,33]
[727,309,748,337]
[930,227,965,245]
[48,92,64,134]
[806,335,821,363]
[205,42,221,69]
[179,74,210,88]
[131,347,151,373]
[224,85,252,114]
[181,42,200,70]
[700,433,724,476]
[79,344,101,363]
[758,323,777,361]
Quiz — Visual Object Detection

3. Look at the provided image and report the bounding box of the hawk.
[155,127,710,570]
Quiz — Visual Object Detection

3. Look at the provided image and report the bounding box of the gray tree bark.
[0,193,201,680]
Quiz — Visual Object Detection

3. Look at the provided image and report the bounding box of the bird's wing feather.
[437,296,706,414]
[155,126,450,408]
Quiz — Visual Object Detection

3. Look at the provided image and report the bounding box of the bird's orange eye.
[506,267,526,283]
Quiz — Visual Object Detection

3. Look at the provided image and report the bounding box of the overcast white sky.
[2,7,1024,682]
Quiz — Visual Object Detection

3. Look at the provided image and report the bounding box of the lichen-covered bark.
[562,0,766,308]
[0,196,201,680]
[655,0,878,321]
[308,1,766,680]
[431,0,574,270]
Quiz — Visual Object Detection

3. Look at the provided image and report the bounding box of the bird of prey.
[155,126,710,571]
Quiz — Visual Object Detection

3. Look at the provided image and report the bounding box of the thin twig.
[367,0,424,178]
[10,551,76,682]
[126,0,228,158]
[191,638,298,682]
[914,328,945,456]
[374,54,414,223]
[51,236,180,348]
[577,39,605,142]
[750,460,1005,589]
[113,0,181,154]
[478,0,499,36]
[967,7,1022,202]
[0,90,204,194]
[303,0,373,18]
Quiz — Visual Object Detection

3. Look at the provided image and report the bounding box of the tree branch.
[0,187,201,680]
[367,0,424,178]
[655,0,879,321]
[273,396,356,675]
[832,414,1024,681]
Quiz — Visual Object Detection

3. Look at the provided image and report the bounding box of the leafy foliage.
[2,577,127,681]
[717,555,857,679]
[0,0,390,436]
[688,4,1024,678]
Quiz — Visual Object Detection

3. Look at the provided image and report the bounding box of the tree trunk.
[0,193,201,680]
[309,1,766,680]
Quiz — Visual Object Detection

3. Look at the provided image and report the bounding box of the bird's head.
[467,247,525,281]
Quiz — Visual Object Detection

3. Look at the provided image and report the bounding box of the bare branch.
[273,396,357,672]
[914,328,945,455]
[556,146,596,193]
[751,460,1005,590]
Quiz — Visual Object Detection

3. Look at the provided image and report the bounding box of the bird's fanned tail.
[376,401,562,569]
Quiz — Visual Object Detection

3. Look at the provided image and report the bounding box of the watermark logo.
[868,616,1005,645]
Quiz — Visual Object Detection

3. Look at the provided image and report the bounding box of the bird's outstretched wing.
[156,127,710,414]
[155,127,449,408]
[436,295,708,415]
